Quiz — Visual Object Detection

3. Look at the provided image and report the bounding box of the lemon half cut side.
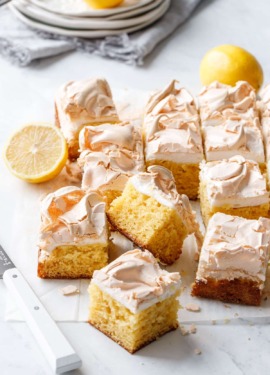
[4,123,68,183]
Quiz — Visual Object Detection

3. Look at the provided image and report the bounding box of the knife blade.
[0,244,82,374]
[0,0,11,6]
[0,245,15,277]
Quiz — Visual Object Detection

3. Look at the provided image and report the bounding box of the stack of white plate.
[9,0,171,38]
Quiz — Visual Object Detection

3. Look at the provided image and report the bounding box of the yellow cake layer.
[38,243,108,279]
[89,283,179,353]
[146,160,200,200]
[107,183,188,265]
[102,189,122,207]
[199,182,269,226]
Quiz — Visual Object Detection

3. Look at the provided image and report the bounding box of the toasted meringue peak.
[196,213,270,288]
[38,186,107,252]
[144,81,203,164]
[258,84,270,117]
[199,81,258,124]
[91,249,181,313]
[146,79,198,121]
[79,121,143,159]
[55,77,119,142]
[260,86,270,161]
[203,118,265,163]
[77,122,144,194]
[200,156,269,208]
[80,151,142,193]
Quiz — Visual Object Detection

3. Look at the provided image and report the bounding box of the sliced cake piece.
[199,156,269,226]
[107,165,203,265]
[55,77,119,160]
[192,213,270,306]
[144,80,204,199]
[89,249,181,353]
[38,186,109,278]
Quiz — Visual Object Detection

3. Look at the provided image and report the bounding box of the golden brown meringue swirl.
[91,249,181,313]
[39,187,107,252]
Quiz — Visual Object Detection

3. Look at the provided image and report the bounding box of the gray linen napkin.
[0,0,201,66]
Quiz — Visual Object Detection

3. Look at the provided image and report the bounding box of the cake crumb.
[194,348,202,355]
[185,303,201,312]
[190,324,197,334]
[223,304,231,309]
[234,313,239,318]
[179,325,189,336]
[59,285,80,296]
[212,320,216,325]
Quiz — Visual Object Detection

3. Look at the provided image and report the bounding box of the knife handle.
[3,268,82,374]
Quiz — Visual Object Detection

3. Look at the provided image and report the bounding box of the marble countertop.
[1,0,270,374]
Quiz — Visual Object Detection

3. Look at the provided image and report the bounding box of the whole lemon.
[84,0,124,9]
[200,45,263,91]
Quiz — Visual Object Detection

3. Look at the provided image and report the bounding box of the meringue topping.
[130,166,203,249]
[258,84,270,117]
[78,122,144,165]
[55,77,119,142]
[146,80,199,120]
[78,122,144,193]
[199,81,258,124]
[91,249,181,313]
[144,81,203,164]
[38,186,108,253]
[80,152,141,193]
[196,213,270,287]
[200,156,269,208]
[203,118,265,163]
[259,85,270,161]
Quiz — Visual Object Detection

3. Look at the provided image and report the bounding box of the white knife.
[0,244,82,374]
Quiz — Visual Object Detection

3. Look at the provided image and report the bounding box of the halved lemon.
[3,123,68,183]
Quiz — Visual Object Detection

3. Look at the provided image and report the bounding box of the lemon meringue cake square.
[144,80,204,199]
[192,213,270,306]
[107,166,203,265]
[78,122,145,205]
[89,249,181,353]
[55,77,119,160]
[38,187,109,279]
[199,156,269,226]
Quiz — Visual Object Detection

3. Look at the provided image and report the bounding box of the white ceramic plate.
[13,0,165,30]
[9,0,170,37]
[28,0,155,17]
[103,0,163,20]
[17,0,164,22]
